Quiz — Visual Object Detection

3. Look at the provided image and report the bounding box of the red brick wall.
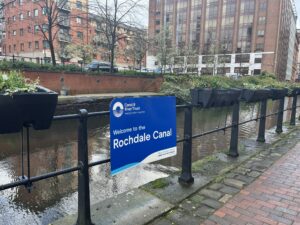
[22,70,163,95]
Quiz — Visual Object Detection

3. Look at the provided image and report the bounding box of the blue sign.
[110,96,177,175]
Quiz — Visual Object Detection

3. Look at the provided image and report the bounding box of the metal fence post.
[228,102,240,157]
[257,99,267,142]
[290,95,297,126]
[76,109,93,225]
[276,97,285,134]
[178,105,194,185]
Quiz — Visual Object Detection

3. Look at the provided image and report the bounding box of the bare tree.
[65,44,95,65]
[152,27,176,74]
[124,29,148,70]
[90,0,145,73]
[33,0,70,65]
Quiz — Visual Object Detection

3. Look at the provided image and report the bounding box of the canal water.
[0,98,297,225]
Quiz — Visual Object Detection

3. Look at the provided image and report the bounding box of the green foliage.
[0,71,39,94]
[194,76,243,89]
[64,44,95,64]
[161,72,300,102]
[148,178,169,189]
[0,60,83,72]
[116,70,156,76]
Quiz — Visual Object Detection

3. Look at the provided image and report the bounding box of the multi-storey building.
[148,0,299,80]
[1,0,89,63]
[296,29,300,80]
[0,0,146,68]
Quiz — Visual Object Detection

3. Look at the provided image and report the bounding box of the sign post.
[110,96,177,175]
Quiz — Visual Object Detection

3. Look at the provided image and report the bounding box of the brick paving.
[202,143,300,225]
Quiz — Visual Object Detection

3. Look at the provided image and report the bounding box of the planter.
[191,88,241,108]
[241,89,271,103]
[270,88,288,100]
[191,88,213,108]
[0,86,58,134]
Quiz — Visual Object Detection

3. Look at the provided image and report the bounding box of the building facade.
[0,0,145,68]
[148,0,298,80]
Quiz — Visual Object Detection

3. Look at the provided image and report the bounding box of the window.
[256,43,264,51]
[253,69,261,75]
[34,25,39,33]
[77,31,83,39]
[43,40,49,49]
[28,42,32,49]
[259,2,267,11]
[258,16,266,24]
[234,67,249,75]
[27,11,31,17]
[13,44,16,51]
[28,26,32,33]
[35,41,39,49]
[254,58,262,63]
[19,13,23,20]
[13,16,16,21]
[202,56,215,64]
[9,45,11,53]
[218,55,231,63]
[155,20,160,25]
[20,28,24,36]
[240,0,255,15]
[19,0,23,5]
[235,54,250,63]
[42,24,48,32]
[42,7,47,15]
[76,1,82,9]
[20,43,24,51]
[76,17,82,24]
[257,30,265,37]
[34,9,38,17]
[13,30,16,36]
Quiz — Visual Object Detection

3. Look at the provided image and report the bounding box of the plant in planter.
[0,71,58,134]
[239,78,271,103]
[239,74,288,102]
[284,82,300,97]
[191,76,241,108]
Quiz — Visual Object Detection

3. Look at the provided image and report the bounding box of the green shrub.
[0,60,83,73]
[161,73,300,102]
[0,71,39,94]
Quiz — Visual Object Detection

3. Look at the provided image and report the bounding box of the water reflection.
[0,98,298,224]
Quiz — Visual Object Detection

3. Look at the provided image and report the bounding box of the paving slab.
[51,189,173,225]
[142,174,211,204]
[202,141,300,225]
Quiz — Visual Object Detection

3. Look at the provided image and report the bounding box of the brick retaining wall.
[22,70,163,95]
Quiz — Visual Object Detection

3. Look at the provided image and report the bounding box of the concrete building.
[0,0,145,68]
[148,0,299,80]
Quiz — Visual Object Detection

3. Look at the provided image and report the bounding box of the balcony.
[58,18,70,27]
[58,33,71,42]
[58,1,71,12]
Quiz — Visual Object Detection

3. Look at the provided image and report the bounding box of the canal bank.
[51,123,300,225]
[55,92,162,115]
[0,96,297,225]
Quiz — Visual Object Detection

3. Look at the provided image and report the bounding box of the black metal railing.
[0,95,299,225]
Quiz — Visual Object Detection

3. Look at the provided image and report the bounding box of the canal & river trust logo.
[112,102,124,118]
